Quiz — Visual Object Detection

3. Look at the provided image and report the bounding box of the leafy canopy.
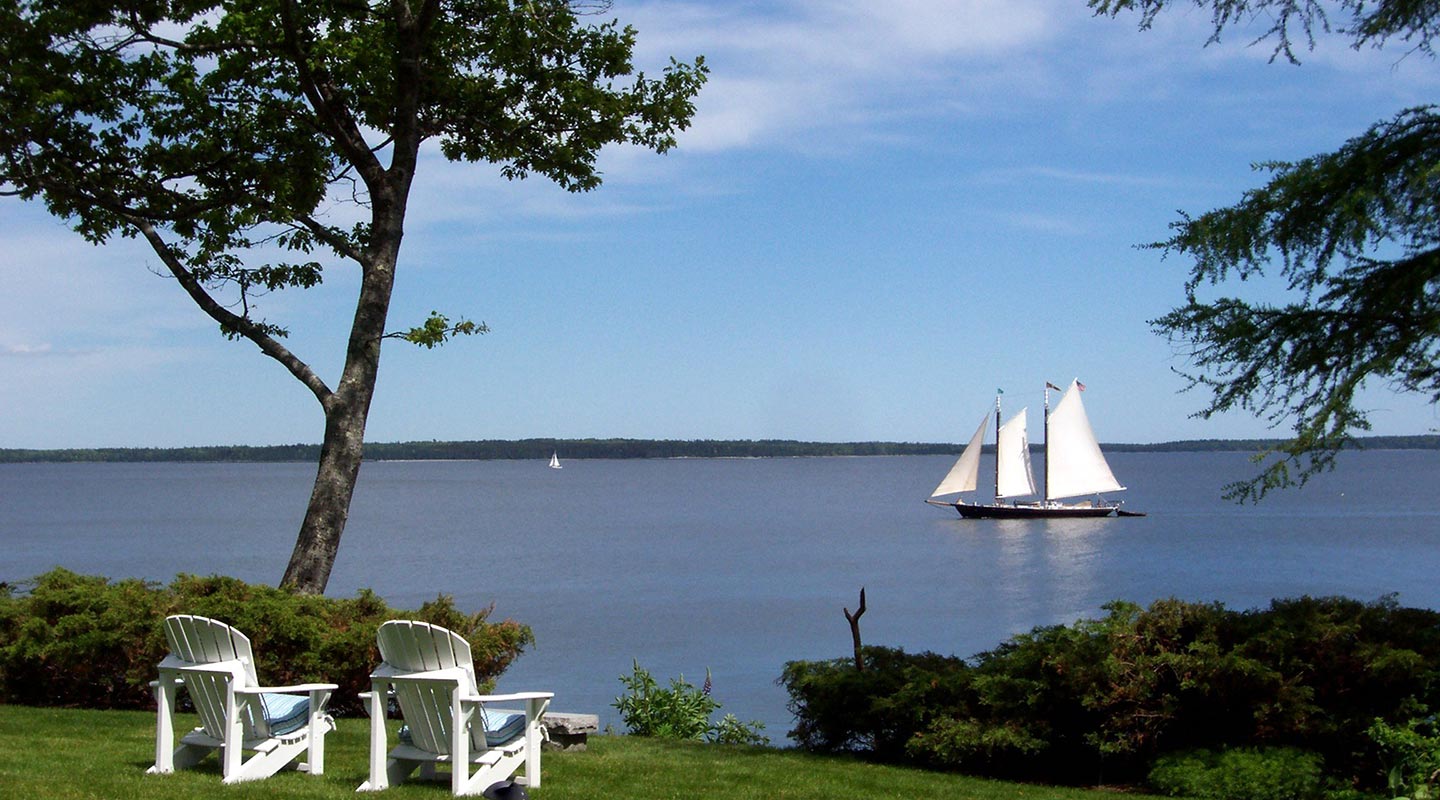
[1090,0,1440,500]
[0,0,706,345]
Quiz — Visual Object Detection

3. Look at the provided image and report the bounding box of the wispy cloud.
[1,343,56,357]
[622,0,1062,154]
[980,165,1183,189]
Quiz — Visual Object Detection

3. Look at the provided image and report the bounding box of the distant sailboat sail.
[549,452,562,469]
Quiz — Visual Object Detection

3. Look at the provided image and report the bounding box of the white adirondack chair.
[147,614,338,783]
[357,620,553,796]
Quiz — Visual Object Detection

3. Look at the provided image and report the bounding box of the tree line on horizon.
[2,435,1436,464]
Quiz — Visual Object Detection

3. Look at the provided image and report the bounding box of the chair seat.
[260,693,312,737]
[397,709,527,748]
[480,709,526,746]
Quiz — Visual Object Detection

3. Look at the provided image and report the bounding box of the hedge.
[0,568,533,716]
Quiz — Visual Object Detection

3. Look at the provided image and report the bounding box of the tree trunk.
[280,395,371,594]
[279,30,418,595]
[279,220,400,594]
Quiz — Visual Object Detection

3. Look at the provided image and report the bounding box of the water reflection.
[983,517,1113,638]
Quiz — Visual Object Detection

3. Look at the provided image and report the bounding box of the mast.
[994,393,1002,502]
[1043,382,1051,503]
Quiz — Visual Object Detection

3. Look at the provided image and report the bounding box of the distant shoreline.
[1,435,1436,464]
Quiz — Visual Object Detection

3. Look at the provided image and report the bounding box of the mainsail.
[930,413,989,498]
[996,409,1036,499]
[1046,380,1124,499]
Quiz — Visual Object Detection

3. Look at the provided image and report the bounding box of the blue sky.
[3,0,1439,449]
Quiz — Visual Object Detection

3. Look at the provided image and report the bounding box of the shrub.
[710,712,770,746]
[781,646,971,760]
[0,568,533,715]
[781,595,1440,790]
[614,661,769,746]
[1147,747,1327,800]
[1368,715,1440,799]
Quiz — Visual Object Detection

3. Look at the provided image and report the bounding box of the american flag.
[1077,381,1087,392]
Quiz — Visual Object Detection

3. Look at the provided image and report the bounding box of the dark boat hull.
[943,501,1119,519]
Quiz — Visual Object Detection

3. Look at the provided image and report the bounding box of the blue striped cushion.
[481,709,527,745]
[260,693,311,736]
[395,710,527,747]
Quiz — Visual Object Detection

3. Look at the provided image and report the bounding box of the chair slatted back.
[161,615,265,739]
[376,621,480,754]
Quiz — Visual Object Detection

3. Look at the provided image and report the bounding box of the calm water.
[3,451,1438,742]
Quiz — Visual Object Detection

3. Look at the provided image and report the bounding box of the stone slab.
[541,712,600,752]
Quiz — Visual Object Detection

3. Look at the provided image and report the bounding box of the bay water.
[3,450,1437,742]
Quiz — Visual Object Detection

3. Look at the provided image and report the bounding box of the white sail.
[1046,381,1124,499]
[931,413,989,497]
[996,408,1037,499]
[549,452,562,469]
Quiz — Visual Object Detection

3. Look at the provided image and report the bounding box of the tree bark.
[281,406,367,593]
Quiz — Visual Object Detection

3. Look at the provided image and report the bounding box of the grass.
[0,705,1171,800]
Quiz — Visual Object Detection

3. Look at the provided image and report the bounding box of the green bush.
[614,661,769,746]
[1147,747,1327,800]
[782,646,971,760]
[781,596,1440,789]
[0,568,533,715]
[1368,715,1440,799]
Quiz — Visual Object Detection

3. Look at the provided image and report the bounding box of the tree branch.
[132,218,334,407]
[276,0,385,192]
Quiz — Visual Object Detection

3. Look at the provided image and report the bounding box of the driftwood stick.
[843,587,867,671]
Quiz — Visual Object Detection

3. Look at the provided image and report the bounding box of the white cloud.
[619,0,1066,155]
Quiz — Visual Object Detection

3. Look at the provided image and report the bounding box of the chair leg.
[306,688,333,775]
[523,695,550,788]
[220,688,245,781]
[148,675,177,774]
[358,683,390,791]
[451,700,471,796]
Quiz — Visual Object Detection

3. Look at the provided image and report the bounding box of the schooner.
[927,380,1136,518]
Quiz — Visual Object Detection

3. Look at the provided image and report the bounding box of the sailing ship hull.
[937,500,1119,519]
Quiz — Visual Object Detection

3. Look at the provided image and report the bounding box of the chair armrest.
[469,691,555,703]
[236,683,339,695]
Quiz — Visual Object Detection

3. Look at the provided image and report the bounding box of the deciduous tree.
[0,0,705,591]
[1090,0,1440,499]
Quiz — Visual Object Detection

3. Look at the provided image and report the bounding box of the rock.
[541,712,599,752]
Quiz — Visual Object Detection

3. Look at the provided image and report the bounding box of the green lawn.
[0,705,1170,799]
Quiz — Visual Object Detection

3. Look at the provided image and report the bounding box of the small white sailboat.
[548,452,562,470]
[927,380,1139,518]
